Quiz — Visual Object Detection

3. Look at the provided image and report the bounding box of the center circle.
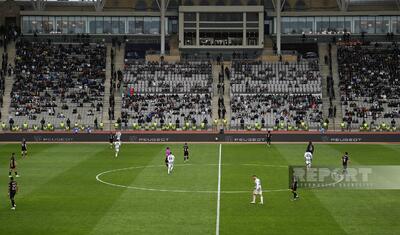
[96,163,289,194]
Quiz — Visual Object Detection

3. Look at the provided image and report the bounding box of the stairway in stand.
[330,44,343,130]
[318,43,331,125]
[113,43,125,128]
[222,61,232,130]
[101,44,112,131]
[211,63,221,129]
[1,41,16,124]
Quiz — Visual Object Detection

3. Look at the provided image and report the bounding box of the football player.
[167,152,175,175]
[304,151,313,169]
[114,141,121,158]
[251,175,264,205]
[183,143,189,162]
[9,153,19,178]
[21,138,28,158]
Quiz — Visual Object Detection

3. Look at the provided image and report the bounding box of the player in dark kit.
[291,176,299,201]
[9,177,18,210]
[21,138,28,158]
[342,152,350,173]
[183,143,189,162]
[9,153,19,178]
[165,147,171,167]
[266,131,272,147]
[109,134,114,148]
[306,141,314,154]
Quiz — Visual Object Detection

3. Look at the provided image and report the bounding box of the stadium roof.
[0,0,398,12]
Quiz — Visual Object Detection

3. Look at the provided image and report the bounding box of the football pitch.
[1,143,400,235]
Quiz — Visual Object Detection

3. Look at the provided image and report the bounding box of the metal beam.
[336,0,349,12]
[94,0,106,12]
[31,0,46,11]
[157,0,170,55]
[396,0,400,10]
[276,0,282,55]
[271,0,285,55]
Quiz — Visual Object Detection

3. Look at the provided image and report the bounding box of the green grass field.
[1,143,400,235]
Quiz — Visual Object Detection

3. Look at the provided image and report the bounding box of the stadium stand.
[338,42,400,130]
[230,60,323,129]
[9,40,106,129]
[123,61,212,93]
[121,61,213,129]
[0,50,6,111]
[230,61,321,94]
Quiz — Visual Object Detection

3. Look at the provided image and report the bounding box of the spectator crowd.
[338,43,400,128]
[9,40,106,128]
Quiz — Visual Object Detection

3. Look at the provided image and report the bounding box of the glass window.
[42,16,49,33]
[354,16,361,33]
[184,13,196,21]
[35,16,43,33]
[375,16,383,34]
[184,30,196,45]
[247,13,258,22]
[22,16,30,34]
[61,16,68,34]
[143,17,152,34]
[28,16,36,33]
[375,16,390,34]
[246,30,258,46]
[168,17,178,34]
[150,17,160,34]
[111,17,119,34]
[344,16,352,33]
[360,16,375,34]
[96,17,103,34]
[316,17,329,34]
[282,17,291,34]
[68,16,75,34]
[336,16,345,33]
[55,16,61,33]
[119,17,126,34]
[88,17,96,34]
[49,16,55,33]
[305,17,314,34]
[391,16,399,34]
[200,13,243,21]
[315,17,322,33]
[368,16,376,34]
[76,16,86,34]
[135,17,144,34]
[128,17,135,34]
[104,17,111,34]
[297,17,307,34]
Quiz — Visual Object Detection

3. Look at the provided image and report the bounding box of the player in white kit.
[115,132,122,141]
[167,153,175,175]
[251,175,264,205]
[114,141,121,158]
[304,151,313,169]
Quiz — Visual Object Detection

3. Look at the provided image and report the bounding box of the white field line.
[216,144,222,235]
[95,163,290,194]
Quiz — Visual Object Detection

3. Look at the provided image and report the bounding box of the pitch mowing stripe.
[216,144,222,235]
